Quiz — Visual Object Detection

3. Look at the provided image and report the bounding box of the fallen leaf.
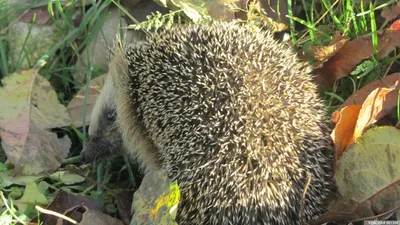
[80,209,124,225]
[331,75,399,161]
[336,73,400,111]
[331,105,362,162]
[353,87,395,139]
[20,6,51,24]
[258,0,290,26]
[388,18,400,30]
[115,190,135,225]
[0,69,71,175]
[314,30,400,88]
[381,4,400,24]
[154,0,242,22]
[67,74,106,128]
[16,182,49,213]
[8,21,62,70]
[0,169,44,188]
[49,171,85,185]
[309,33,350,65]
[335,126,400,218]
[131,169,180,225]
[308,211,359,225]
[34,190,104,225]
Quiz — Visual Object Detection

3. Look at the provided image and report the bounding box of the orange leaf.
[388,19,400,31]
[331,105,362,162]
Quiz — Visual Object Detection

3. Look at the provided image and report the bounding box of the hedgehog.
[80,74,123,163]
[80,67,159,171]
[85,22,334,225]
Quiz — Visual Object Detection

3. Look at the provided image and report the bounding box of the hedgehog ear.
[108,37,129,93]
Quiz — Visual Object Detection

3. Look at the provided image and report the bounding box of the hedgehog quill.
[82,22,334,225]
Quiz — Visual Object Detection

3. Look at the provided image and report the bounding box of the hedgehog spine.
[111,22,333,225]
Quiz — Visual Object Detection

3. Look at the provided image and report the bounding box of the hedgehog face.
[80,75,124,163]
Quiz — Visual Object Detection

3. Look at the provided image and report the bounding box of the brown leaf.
[0,69,71,175]
[331,105,362,162]
[80,209,124,225]
[314,30,400,88]
[115,190,135,225]
[337,73,400,111]
[258,0,289,25]
[67,74,106,128]
[20,6,51,25]
[309,33,350,64]
[33,190,104,225]
[381,4,400,24]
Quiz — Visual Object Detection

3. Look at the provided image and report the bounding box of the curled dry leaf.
[331,73,400,161]
[337,73,400,111]
[309,33,350,66]
[331,105,361,164]
[388,18,400,31]
[67,74,106,128]
[0,69,71,175]
[314,30,400,88]
[335,126,400,218]
[353,87,395,139]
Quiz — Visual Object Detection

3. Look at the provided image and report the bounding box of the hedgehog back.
[116,23,333,225]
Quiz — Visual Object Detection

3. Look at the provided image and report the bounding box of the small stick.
[35,205,78,224]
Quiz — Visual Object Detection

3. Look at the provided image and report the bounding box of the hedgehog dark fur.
[110,22,333,225]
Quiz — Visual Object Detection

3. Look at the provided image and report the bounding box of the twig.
[35,205,78,224]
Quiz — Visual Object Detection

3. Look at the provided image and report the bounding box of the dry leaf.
[353,87,395,139]
[80,209,124,225]
[35,190,104,225]
[388,18,400,31]
[131,170,180,225]
[20,6,51,24]
[335,126,400,218]
[381,4,400,24]
[67,74,106,128]
[309,33,350,64]
[0,69,71,175]
[314,30,400,88]
[331,73,400,163]
[331,105,362,162]
[337,73,400,111]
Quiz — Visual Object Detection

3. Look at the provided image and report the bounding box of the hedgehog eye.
[107,111,116,121]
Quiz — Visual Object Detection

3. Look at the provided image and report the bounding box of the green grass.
[289,0,399,112]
